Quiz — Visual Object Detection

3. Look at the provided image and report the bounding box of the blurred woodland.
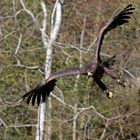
[0,0,140,140]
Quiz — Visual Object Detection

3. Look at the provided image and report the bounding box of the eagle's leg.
[94,77,113,98]
[103,67,127,87]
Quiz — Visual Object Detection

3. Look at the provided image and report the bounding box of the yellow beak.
[87,72,93,77]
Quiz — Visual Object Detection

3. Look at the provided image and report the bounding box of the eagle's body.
[22,5,135,105]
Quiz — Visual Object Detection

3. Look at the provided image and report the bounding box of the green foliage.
[0,0,140,139]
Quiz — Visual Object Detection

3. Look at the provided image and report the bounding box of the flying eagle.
[22,4,134,105]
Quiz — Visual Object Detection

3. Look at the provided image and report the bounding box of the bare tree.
[36,0,63,140]
[0,1,139,139]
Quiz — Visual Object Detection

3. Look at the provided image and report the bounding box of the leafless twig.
[19,0,36,22]
[15,33,22,55]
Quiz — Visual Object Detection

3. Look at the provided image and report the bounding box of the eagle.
[22,4,134,105]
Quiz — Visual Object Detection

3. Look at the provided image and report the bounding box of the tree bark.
[36,1,63,140]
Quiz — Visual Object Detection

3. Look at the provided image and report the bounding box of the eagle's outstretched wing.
[47,67,86,82]
[95,4,134,61]
[22,67,86,105]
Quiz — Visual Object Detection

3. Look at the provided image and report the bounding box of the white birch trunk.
[36,0,62,140]
[72,105,77,140]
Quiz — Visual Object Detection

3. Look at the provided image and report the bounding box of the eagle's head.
[87,72,93,77]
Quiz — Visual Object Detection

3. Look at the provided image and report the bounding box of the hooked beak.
[87,72,93,77]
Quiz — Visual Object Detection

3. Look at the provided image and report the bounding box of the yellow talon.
[106,91,113,98]
[108,91,113,98]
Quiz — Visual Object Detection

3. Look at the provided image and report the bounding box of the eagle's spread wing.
[95,4,134,61]
[22,67,85,105]
[47,67,85,82]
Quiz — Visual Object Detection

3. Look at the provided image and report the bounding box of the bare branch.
[40,0,48,47]
[10,55,40,70]
[19,0,36,22]
[8,124,36,128]
[15,33,22,55]
[74,15,86,90]
[0,118,7,128]
[49,0,62,44]
[123,69,135,79]
[36,1,48,139]
[99,120,109,140]
[51,93,74,109]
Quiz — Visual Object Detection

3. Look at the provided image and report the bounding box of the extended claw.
[105,90,113,98]
[117,79,127,87]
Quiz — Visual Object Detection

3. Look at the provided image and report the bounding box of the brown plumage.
[95,4,134,62]
[22,4,134,105]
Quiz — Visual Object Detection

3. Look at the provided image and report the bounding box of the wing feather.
[103,67,120,79]
[22,67,85,105]
[95,4,134,61]
[47,67,85,82]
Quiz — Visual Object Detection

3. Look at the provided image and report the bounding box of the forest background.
[0,0,140,140]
